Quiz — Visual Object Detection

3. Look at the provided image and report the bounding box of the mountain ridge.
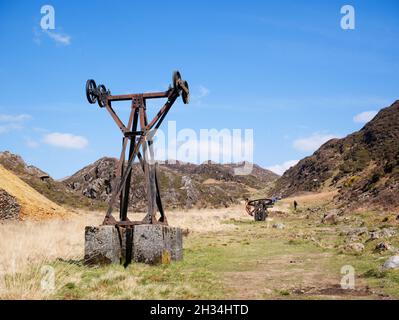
[271,100,399,210]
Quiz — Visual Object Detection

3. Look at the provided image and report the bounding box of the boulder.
[346,227,369,237]
[382,255,399,270]
[374,242,394,253]
[272,223,285,229]
[344,242,365,253]
[321,209,341,224]
[369,228,397,241]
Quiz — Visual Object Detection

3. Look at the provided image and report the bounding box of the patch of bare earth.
[223,251,383,300]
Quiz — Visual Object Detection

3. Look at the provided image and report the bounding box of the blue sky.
[0,0,398,178]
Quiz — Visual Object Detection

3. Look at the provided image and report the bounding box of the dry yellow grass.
[0,206,248,276]
[0,206,249,299]
[128,205,250,233]
[0,165,68,220]
[277,190,338,211]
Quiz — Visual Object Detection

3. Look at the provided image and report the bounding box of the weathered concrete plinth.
[84,226,122,265]
[84,224,183,265]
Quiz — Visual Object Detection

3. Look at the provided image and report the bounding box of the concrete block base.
[84,226,121,265]
[84,224,183,266]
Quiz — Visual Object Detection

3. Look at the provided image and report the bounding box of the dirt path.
[222,248,382,300]
[216,198,390,300]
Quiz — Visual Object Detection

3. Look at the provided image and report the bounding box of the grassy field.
[1,194,399,299]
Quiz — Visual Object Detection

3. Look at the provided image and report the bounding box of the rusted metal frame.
[120,104,139,221]
[143,104,167,223]
[117,104,135,219]
[136,152,165,222]
[107,90,171,102]
[103,91,179,224]
[140,96,158,225]
[104,100,129,134]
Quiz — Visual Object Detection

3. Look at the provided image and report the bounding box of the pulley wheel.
[173,71,181,91]
[86,79,97,104]
[97,84,107,108]
[182,80,190,104]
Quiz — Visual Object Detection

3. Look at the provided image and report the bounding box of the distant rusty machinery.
[245,198,274,221]
[85,71,190,229]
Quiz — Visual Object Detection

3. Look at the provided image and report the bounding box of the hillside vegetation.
[272,100,399,211]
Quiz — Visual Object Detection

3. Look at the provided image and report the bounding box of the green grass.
[2,209,399,300]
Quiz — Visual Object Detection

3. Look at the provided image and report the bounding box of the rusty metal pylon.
[85,71,189,228]
[245,198,274,221]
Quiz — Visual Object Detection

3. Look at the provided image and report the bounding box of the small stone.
[369,228,397,241]
[374,242,394,253]
[273,223,285,229]
[345,227,369,237]
[344,242,365,253]
[381,228,397,238]
[346,235,360,243]
[382,255,399,270]
[321,210,340,224]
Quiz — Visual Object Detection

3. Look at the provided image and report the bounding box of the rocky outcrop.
[64,158,279,211]
[0,188,20,220]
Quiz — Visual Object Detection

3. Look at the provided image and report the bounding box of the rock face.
[65,158,279,211]
[0,188,20,220]
[84,224,183,265]
[271,100,399,210]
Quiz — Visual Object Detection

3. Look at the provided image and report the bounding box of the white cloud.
[267,160,299,175]
[34,27,71,46]
[0,114,31,122]
[353,111,377,124]
[198,85,210,98]
[0,124,22,134]
[191,85,210,105]
[0,113,31,134]
[25,137,39,148]
[43,132,88,149]
[45,30,71,45]
[293,133,339,152]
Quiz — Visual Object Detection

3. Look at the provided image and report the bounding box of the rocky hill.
[0,151,101,209]
[0,151,278,211]
[272,100,399,210]
[64,158,278,211]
